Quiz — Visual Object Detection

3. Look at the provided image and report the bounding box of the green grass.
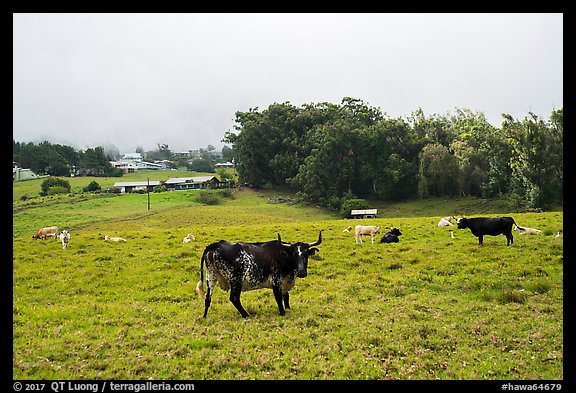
[12,173,564,380]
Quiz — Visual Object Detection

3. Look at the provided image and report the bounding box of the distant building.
[110,159,166,173]
[13,166,45,181]
[122,152,143,161]
[214,162,234,169]
[113,180,161,193]
[163,176,220,191]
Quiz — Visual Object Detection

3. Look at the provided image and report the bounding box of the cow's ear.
[308,247,319,255]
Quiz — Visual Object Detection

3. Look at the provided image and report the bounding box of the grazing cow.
[438,216,455,227]
[515,226,542,235]
[380,228,402,243]
[59,230,71,250]
[196,231,322,318]
[456,217,517,246]
[32,226,58,240]
[104,235,127,242]
[355,225,381,244]
[183,233,196,243]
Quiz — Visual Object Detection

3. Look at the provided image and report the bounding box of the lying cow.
[437,216,455,227]
[456,217,517,246]
[32,226,58,240]
[342,226,353,232]
[104,235,127,242]
[380,228,402,243]
[355,225,381,244]
[59,230,71,250]
[515,226,542,235]
[182,233,196,243]
[196,231,322,318]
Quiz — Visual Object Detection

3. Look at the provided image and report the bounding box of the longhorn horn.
[309,230,323,247]
[277,233,291,246]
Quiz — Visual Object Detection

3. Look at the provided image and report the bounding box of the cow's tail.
[509,217,526,232]
[196,246,209,298]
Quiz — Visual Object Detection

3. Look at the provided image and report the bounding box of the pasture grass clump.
[12,174,563,380]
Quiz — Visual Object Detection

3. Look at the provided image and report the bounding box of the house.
[163,176,220,191]
[113,181,161,193]
[214,161,234,169]
[13,166,45,181]
[110,160,164,173]
[122,152,143,161]
[350,209,378,219]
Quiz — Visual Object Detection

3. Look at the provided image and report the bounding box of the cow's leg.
[229,284,250,318]
[371,235,375,244]
[478,235,483,245]
[507,233,513,246]
[283,292,290,310]
[272,285,286,316]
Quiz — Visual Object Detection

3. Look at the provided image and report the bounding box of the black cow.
[196,231,322,318]
[456,217,517,246]
[380,228,402,243]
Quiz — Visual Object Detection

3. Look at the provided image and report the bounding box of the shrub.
[40,177,71,196]
[339,198,371,218]
[217,188,234,198]
[46,186,69,196]
[83,181,101,192]
[196,191,221,205]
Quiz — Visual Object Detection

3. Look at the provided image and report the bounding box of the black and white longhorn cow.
[196,231,322,318]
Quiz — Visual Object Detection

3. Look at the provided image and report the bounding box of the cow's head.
[277,230,322,278]
[390,228,402,236]
[456,217,468,229]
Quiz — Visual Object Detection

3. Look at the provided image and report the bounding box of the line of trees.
[12,142,123,177]
[12,140,236,177]
[224,97,563,210]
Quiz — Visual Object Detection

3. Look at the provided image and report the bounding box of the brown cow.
[32,226,59,240]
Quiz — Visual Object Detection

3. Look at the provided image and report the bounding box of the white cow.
[342,226,353,232]
[104,235,127,242]
[515,226,542,235]
[438,216,455,227]
[355,225,381,244]
[59,230,71,250]
[182,233,196,243]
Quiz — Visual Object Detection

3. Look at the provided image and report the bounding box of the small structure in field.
[350,209,378,219]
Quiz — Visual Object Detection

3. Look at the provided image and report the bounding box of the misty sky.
[13,13,563,154]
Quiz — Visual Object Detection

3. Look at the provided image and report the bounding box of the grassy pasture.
[12,176,563,380]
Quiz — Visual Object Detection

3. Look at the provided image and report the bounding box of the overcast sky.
[13,13,563,154]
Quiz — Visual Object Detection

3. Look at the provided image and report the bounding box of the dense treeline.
[12,141,123,177]
[224,97,563,210]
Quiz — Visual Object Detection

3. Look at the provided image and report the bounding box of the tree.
[502,111,563,208]
[288,121,356,204]
[417,143,459,197]
[78,147,116,176]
